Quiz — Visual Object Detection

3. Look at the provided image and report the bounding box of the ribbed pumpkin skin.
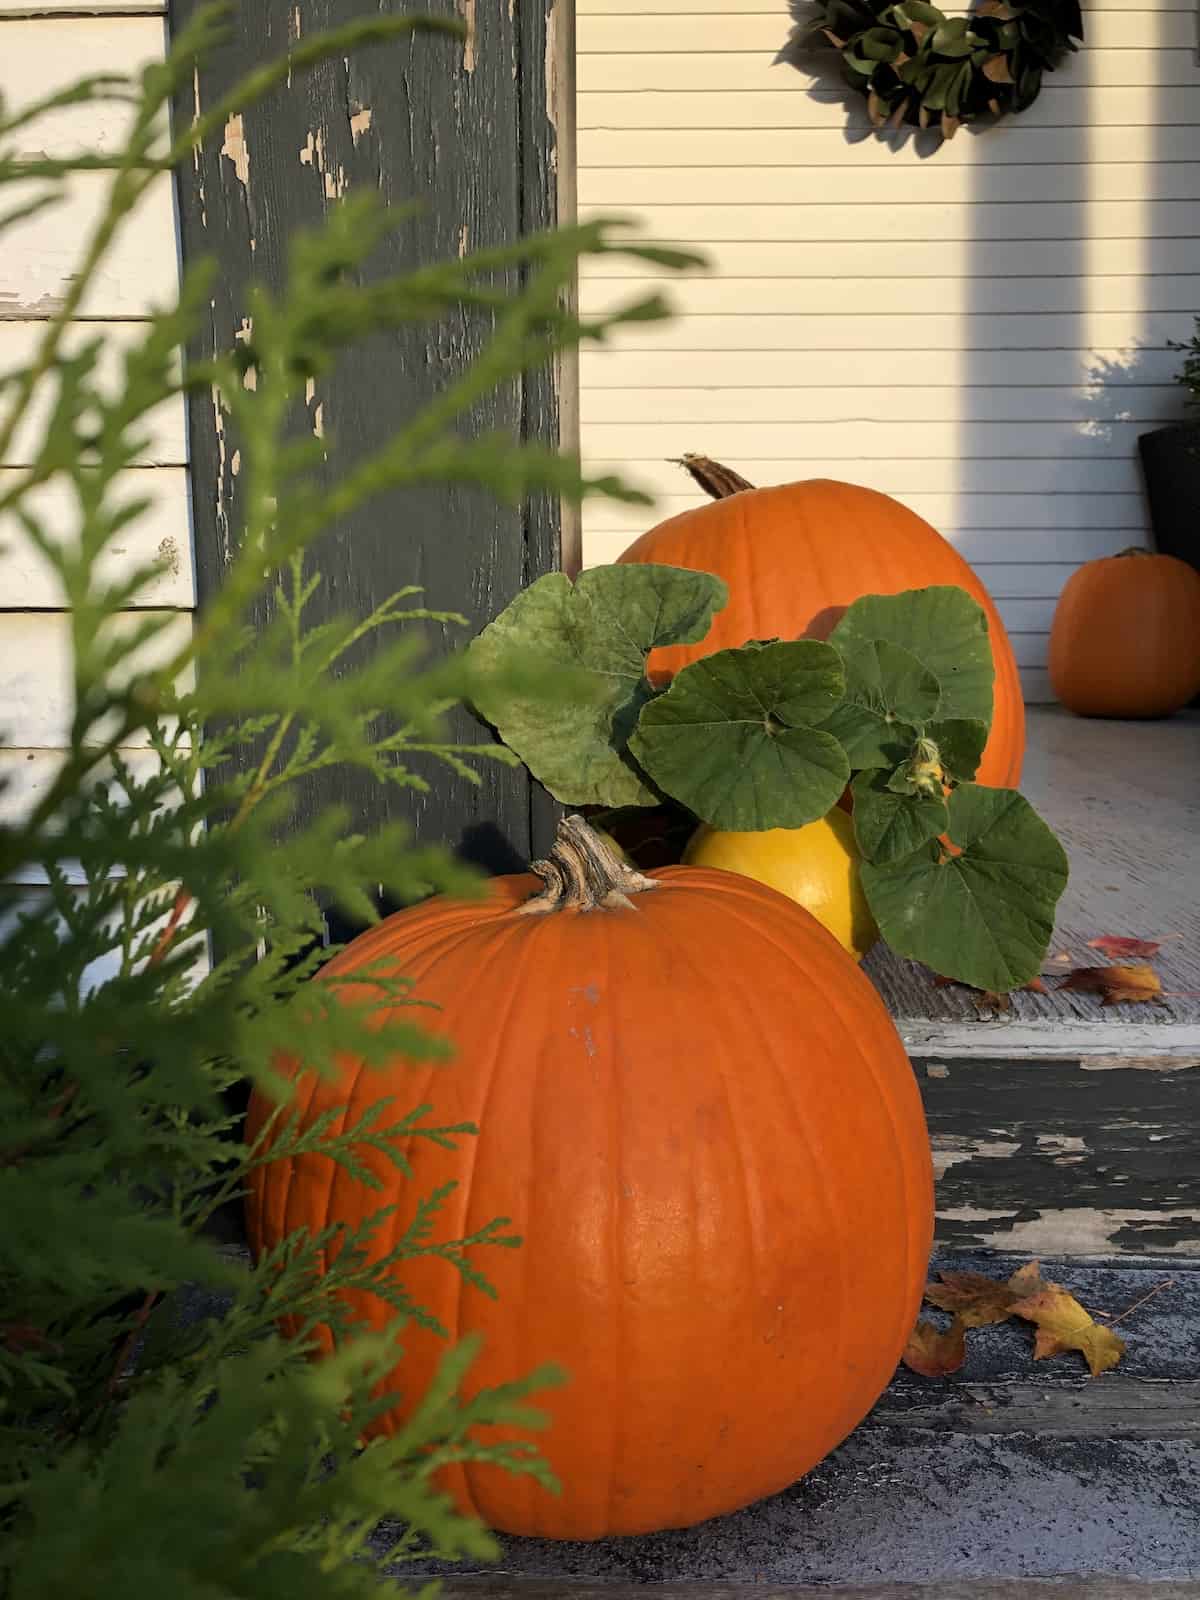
[684,809,878,962]
[1049,551,1200,718]
[246,867,933,1540]
[618,478,1025,789]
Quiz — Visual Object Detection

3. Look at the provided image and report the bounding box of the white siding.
[575,2,1200,702]
[1,9,186,881]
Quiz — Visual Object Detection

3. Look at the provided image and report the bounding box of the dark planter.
[1138,420,1200,575]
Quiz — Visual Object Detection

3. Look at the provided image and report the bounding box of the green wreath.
[796,0,1084,139]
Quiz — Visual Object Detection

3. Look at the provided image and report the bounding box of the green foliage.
[0,9,699,1595]
[1169,316,1200,412]
[469,568,1070,989]
[794,0,1084,138]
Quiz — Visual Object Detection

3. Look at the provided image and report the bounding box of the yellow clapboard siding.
[580,161,1200,205]
[582,419,1154,458]
[2,17,166,157]
[577,86,1200,130]
[583,237,1200,279]
[0,467,194,608]
[577,48,1200,92]
[579,384,1179,425]
[577,124,1200,167]
[578,348,1180,387]
[577,12,1193,53]
[581,200,1200,243]
[578,311,1195,352]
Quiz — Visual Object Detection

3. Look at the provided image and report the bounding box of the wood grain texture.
[170,0,563,913]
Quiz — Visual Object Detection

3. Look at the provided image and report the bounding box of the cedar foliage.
[0,10,695,1594]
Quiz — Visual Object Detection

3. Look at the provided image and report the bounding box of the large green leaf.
[629,640,849,831]
[852,770,947,865]
[467,564,727,807]
[822,636,941,770]
[829,586,994,730]
[860,783,1069,991]
[926,717,989,783]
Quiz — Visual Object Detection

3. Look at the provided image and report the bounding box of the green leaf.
[467,564,727,807]
[822,636,941,770]
[860,783,1069,990]
[629,640,849,831]
[829,586,994,729]
[852,770,948,864]
[927,717,988,783]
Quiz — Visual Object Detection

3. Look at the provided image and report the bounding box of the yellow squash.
[684,807,878,961]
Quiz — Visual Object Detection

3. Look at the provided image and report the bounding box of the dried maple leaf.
[924,1261,1047,1328]
[1009,1284,1127,1378]
[1087,935,1164,960]
[1058,964,1164,1006]
[902,1316,966,1377]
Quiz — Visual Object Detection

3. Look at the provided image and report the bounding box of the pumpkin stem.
[1115,545,1153,558]
[520,814,659,916]
[673,454,756,501]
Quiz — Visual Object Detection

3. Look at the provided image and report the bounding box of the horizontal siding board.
[0,323,188,465]
[2,17,165,157]
[578,48,1200,92]
[0,467,195,607]
[578,0,1182,10]
[577,125,1200,166]
[582,237,1200,279]
[579,348,1182,387]
[581,275,1200,315]
[577,86,1200,130]
[579,384,1181,425]
[580,526,1144,570]
[580,162,1200,204]
[0,610,192,748]
[583,456,1147,495]
[580,492,1151,534]
[582,311,1195,352]
[580,200,1200,244]
[0,172,177,319]
[576,13,1193,52]
[0,746,161,828]
[582,419,1158,457]
[0,0,164,11]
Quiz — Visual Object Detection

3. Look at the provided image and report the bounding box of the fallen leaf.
[1023,976,1048,994]
[1058,964,1164,1006]
[902,1316,966,1377]
[924,1261,1047,1328]
[1009,1284,1127,1378]
[1087,935,1163,960]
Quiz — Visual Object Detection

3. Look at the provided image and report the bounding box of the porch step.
[391,1254,1200,1591]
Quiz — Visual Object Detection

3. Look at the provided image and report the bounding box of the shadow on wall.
[777,0,1199,701]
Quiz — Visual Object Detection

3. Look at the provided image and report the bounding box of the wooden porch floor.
[865,706,1200,1059]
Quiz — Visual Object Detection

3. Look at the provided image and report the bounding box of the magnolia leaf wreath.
[790,0,1084,140]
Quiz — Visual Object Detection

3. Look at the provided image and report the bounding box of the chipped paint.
[210,383,231,565]
[932,1137,1021,1182]
[305,378,315,405]
[940,1205,1200,1258]
[220,113,250,190]
[349,106,373,145]
[230,449,241,478]
[312,403,324,439]
[925,1063,950,1080]
[457,224,469,258]
[299,129,319,167]
[1036,1134,1089,1154]
[459,0,476,73]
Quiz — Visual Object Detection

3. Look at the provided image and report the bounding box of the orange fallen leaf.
[902,1316,966,1377]
[1009,1284,1127,1378]
[1058,964,1164,1006]
[924,1261,1047,1328]
[1087,935,1164,960]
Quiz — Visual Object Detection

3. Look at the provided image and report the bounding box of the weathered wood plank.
[867,1377,1200,1439]
[169,0,562,913]
[434,1585,1200,1600]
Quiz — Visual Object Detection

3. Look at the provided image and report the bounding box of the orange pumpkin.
[1048,547,1200,719]
[246,817,933,1540]
[618,459,1025,789]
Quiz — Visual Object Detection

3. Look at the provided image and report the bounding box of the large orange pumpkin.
[618,459,1025,789]
[246,817,933,1540]
[1048,547,1200,718]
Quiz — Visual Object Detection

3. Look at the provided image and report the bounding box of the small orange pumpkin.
[617,458,1025,789]
[1049,548,1200,719]
[246,817,933,1540]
